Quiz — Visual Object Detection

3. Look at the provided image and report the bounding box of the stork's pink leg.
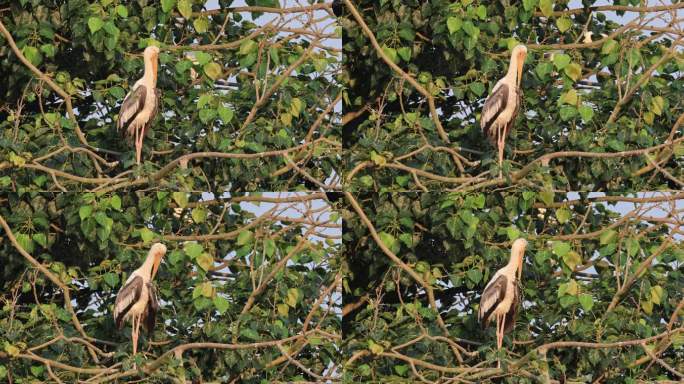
[135,126,143,164]
[496,314,502,368]
[132,315,138,356]
[498,126,505,178]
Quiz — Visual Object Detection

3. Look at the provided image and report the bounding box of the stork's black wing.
[143,282,159,335]
[113,275,143,329]
[478,274,508,329]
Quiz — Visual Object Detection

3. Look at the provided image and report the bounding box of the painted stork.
[113,243,166,356]
[480,44,527,176]
[117,45,161,164]
[478,238,527,364]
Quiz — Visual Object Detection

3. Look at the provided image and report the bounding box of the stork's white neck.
[143,55,157,86]
[505,53,520,83]
[138,251,157,278]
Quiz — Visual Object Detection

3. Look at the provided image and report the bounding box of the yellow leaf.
[4,343,19,357]
[277,303,289,316]
[290,98,304,117]
[368,340,384,355]
[559,89,578,105]
[286,288,300,307]
[651,96,664,116]
[650,285,663,305]
[280,113,292,127]
[566,279,579,296]
[642,298,653,315]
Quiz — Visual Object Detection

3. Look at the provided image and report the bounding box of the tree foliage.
[342,0,684,191]
[0,192,341,382]
[0,1,341,191]
[342,192,683,382]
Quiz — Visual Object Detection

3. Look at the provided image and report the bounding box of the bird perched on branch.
[113,243,166,357]
[117,45,161,164]
[478,238,527,367]
[480,45,527,176]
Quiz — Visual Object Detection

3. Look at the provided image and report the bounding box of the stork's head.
[511,45,527,87]
[149,242,167,280]
[511,238,528,280]
[144,45,160,81]
[144,45,160,60]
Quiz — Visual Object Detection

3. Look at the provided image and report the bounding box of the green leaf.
[397,47,411,62]
[109,195,122,210]
[193,16,208,33]
[559,295,577,308]
[161,0,176,13]
[394,364,409,376]
[506,225,521,241]
[553,53,571,70]
[184,242,204,259]
[476,5,487,19]
[556,17,572,33]
[16,233,35,253]
[195,51,212,65]
[601,39,618,55]
[103,273,119,288]
[79,205,93,220]
[203,62,222,80]
[22,46,41,66]
[579,293,593,311]
[264,238,276,257]
[378,231,400,254]
[381,45,398,63]
[539,190,555,205]
[469,82,485,97]
[552,241,571,257]
[564,63,582,81]
[535,62,553,79]
[467,269,482,284]
[556,208,571,224]
[199,108,216,123]
[213,296,229,314]
[599,230,617,245]
[578,105,594,122]
[196,252,214,271]
[177,0,192,19]
[139,227,155,244]
[462,21,479,38]
[172,192,188,208]
[218,106,234,122]
[115,5,128,18]
[523,0,538,11]
[559,106,577,121]
[32,233,47,248]
[447,16,463,34]
[236,230,253,246]
[87,17,104,34]
[191,208,207,223]
[239,40,257,55]
[539,0,553,17]
[240,327,260,341]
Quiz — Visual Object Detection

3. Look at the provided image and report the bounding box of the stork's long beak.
[516,53,526,88]
[151,257,161,280]
[152,58,158,84]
